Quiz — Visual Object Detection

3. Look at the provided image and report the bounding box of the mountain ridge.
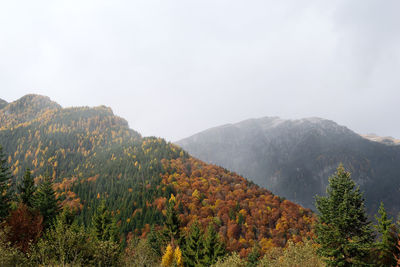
[0,94,315,255]
[176,116,400,216]
[0,98,7,109]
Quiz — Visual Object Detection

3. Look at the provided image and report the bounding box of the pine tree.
[0,145,12,221]
[34,175,60,228]
[373,202,398,266]
[315,164,374,267]
[183,221,205,267]
[92,200,118,242]
[246,243,260,267]
[147,225,164,257]
[18,168,36,208]
[165,194,180,245]
[202,223,226,266]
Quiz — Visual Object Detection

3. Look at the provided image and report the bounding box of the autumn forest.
[1,94,400,266]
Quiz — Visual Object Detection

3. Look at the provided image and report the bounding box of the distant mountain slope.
[361,133,400,146]
[0,94,61,128]
[176,117,400,216]
[0,95,314,255]
[0,98,7,109]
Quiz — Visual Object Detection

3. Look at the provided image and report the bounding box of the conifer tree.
[373,202,398,266]
[92,200,118,242]
[18,169,36,208]
[34,175,60,228]
[315,164,374,267]
[165,194,180,245]
[183,221,204,267]
[0,145,12,221]
[202,223,225,266]
[147,225,164,257]
[246,243,260,267]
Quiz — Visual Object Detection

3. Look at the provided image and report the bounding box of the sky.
[1,0,399,141]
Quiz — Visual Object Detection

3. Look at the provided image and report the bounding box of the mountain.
[176,116,400,216]
[361,133,400,146]
[0,94,61,128]
[0,95,314,255]
[0,98,7,109]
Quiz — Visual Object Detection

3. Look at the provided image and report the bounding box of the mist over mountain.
[177,116,400,216]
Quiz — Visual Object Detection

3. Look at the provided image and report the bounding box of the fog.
[1,0,399,141]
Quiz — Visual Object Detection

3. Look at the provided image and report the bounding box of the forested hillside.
[0,94,315,257]
[177,116,400,216]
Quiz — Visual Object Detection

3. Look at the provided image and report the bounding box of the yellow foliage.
[260,238,276,252]
[174,246,184,267]
[161,244,174,267]
[192,189,200,199]
[169,194,176,204]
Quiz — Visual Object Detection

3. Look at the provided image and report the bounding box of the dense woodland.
[0,95,400,266]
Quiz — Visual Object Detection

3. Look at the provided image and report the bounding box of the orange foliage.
[161,157,316,257]
[6,204,43,252]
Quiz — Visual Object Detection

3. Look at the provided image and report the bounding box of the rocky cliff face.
[177,117,400,215]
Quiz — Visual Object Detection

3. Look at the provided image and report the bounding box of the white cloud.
[0,0,399,141]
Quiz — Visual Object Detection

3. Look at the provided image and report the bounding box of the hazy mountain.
[0,98,7,109]
[0,94,61,128]
[361,133,400,146]
[176,116,400,215]
[0,95,314,253]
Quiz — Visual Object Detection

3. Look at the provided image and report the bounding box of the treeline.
[2,141,400,266]
[0,95,315,253]
[0,140,317,266]
[1,96,400,266]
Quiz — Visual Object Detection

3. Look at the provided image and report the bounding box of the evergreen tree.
[32,212,92,266]
[59,206,76,226]
[202,223,226,266]
[182,221,205,267]
[18,169,36,208]
[373,202,398,266]
[165,194,180,245]
[315,164,374,267]
[0,145,12,221]
[34,175,60,228]
[147,225,165,257]
[246,243,260,267]
[92,200,118,242]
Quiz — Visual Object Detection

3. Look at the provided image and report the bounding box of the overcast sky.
[1,0,399,141]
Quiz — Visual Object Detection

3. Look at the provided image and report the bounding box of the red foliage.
[6,203,43,252]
